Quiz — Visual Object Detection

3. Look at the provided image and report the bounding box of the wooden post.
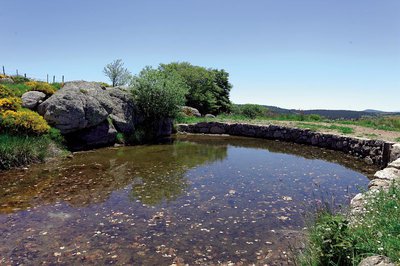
[24,73,26,78]
[62,75,64,83]
[16,69,19,76]
[2,66,5,75]
[47,74,49,83]
[53,75,55,83]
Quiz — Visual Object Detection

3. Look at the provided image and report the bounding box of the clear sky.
[1,0,399,111]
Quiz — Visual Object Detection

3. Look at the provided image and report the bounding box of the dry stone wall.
[178,122,397,167]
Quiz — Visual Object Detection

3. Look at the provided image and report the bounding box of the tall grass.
[0,133,51,170]
[297,184,400,265]
[338,116,400,132]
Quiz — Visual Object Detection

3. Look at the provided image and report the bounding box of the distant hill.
[258,105,400,120]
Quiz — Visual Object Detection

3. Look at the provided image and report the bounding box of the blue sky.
[1,0,399,111]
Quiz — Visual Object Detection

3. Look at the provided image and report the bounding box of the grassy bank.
[297,185,400,265]
[0,134,52,170]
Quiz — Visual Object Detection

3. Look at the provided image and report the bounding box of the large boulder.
[21,91,46,110]
[181,106,201,117]
[390,143,400,162]
[38,81,137,135]
[358,256,395,266]
[64,121,117,151]
[0,77,14,84]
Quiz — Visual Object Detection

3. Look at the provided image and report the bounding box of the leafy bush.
[160,62,232,115]
[0,97,22,111]
[11,75,30,83]
[131,66,188,120]
[0,110,50,135]
[0,133,50,170]
[239,104,267,119]
[25,81,56,95]
[0,84,16,98]
[0,74,10,79]
[47,127,64,144]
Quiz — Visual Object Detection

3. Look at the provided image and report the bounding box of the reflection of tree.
[0,140,227,212]
[129,141,227,205]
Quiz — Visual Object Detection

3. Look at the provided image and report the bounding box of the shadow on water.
[0,134,378,265]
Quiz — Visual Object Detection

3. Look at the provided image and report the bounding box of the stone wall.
[178,122,398,167]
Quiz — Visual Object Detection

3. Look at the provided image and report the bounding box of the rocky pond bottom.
[0,135,378,265]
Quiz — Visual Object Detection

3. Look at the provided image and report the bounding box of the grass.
[395,137,400,143]
[2,83,31,97]
[176,112,400,137]
[297,184,400,265]
[297,123,354,134]
[176,114,355,135]
[0,133,51,170]
[1,80,61,97]
[338,116,400,132]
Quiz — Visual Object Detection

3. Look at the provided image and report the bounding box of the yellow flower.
[0,109,50,135]
[25,81,55,95]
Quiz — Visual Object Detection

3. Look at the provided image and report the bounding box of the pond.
[0,135,378,265]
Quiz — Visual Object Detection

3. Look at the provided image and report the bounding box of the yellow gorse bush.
[0,97,22,111]
[0,84,15,98]
[0,74,10,79]
[0,109,50,135]
[25,81,56,95]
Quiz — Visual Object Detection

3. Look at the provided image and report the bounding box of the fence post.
[62,75,64,83]
[24,73,26,78]
[2,66,5,75]
[47,74,49,83]
[53,75,55,83]
[16,69,19,76]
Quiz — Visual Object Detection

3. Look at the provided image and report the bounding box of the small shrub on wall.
[0,109,50,135]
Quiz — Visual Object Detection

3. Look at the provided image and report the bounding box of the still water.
[0,135,377,265]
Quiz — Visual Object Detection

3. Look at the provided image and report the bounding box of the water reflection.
[0,135,378,265]
[0,140,228,212]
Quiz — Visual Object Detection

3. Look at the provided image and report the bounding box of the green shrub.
[239,104,267,119]
[11,75,30,83]
[47,127,64,144]
[25,81,56,96]
[0,83,31,96]
[131,66,188,121]
[0,85,16,98]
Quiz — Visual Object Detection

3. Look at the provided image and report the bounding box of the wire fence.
[2,65,65,84]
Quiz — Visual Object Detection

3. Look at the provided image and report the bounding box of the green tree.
[239,104,268,119]
[103,59,131,87]
[131,66,188,121]
[160,62,232,115]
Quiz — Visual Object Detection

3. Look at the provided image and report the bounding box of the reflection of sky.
[1,0,399,111]
[186,146,369,209]
[0,138,372,265]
